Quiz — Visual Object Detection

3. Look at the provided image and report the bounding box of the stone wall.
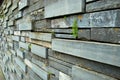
[0,0,120,80]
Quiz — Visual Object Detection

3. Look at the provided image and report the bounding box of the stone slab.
[91,28,120,43]
[31,44,47,58]
[59,72,72,80]
[52,39,120,67]
[72,66,117,80]
[86,0,95,2]
[29,32,52,42]
[12,1,18,11]
[17,49,25,58]
[45,0,85,18]
[15,58,27,72]
[19,0,28,10]
[12,36,20,41]
[24,59,48,80]
[17,16,32,30]
[15,11,22,20]
[19,42,29,50]
[86,0,120,12]
[33,20,51,31]
[48,49,120,79]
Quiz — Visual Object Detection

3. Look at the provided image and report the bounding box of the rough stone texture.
[86,0,120,12]
[91,28,120,43]
[45,0,85,18]
[29,32,52,42]
[52,39,120,67]
[31,44,48,58]
[72,66,117,80]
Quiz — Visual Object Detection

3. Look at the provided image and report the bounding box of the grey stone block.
[19,0,28,10]
[12,35,20,41]
[86,0,120,12]
[14,66,24,79]
[11,0,18,11]
[20,37,26,42]
[15,11,23,20]
[17,16,32,30]
[29,32,52,42]
[51,9,120,28]
[59,72,72,80]
[33,20,51,31]
[23,0,44,16]
[72,66,117,80]
[19,42,29,50]
[17,49,25,58]
[14,31,21,36]
[6,0,12,8]
[31,44,48,58]
[45,0,85,18]
[15,58,27,72]
[86,0,95,2]
[91,28,120,43]
[24,59,48,80]
[52,39,120,67]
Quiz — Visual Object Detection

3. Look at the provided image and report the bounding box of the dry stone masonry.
[0,0,120,80]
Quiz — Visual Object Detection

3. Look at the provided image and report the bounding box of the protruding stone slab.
[24,59,48,80]
[29,32,52,42]
[31,44,47,58]
[17,16,32,30]
[15,58,27,72]
[15,11,23,20]
[19,42,29,50]
[86,0,95,2]
[12,0,18,11]
[86,0,120,12]
[51,9,120,28]
[12,36,20,41]
[19,0,28,10]
[52,39,120,67]
[17,49,25,58]
[72,66,117,80]
[45,0,85,18]
[59,72,72,80]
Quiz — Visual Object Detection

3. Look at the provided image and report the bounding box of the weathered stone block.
[86,0,120,12]
[6,0,12,8]
[72,66,117,80]
[19,0,28,10]
[33,20,51,31]
[51,9,120,28]
[59,72,72,80]
[14,66,24,79]
[17,49,25,58]
[89,10,120,27]
[45,0,85,18]
[52,39,120,67]
[14,31,21,36]
[17,16,32,30]
[86,0,95,2]
[23,0,44,16]
[31,44,48,58]
[12,0,18,11]
[15,11,23,20]
[19,42,29,50]
[20,37,26,42]
[24,59,48,80]
[15,58,27,72]
[91,28,120,43]
[29,32,52,42]
[12,36,20,41]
